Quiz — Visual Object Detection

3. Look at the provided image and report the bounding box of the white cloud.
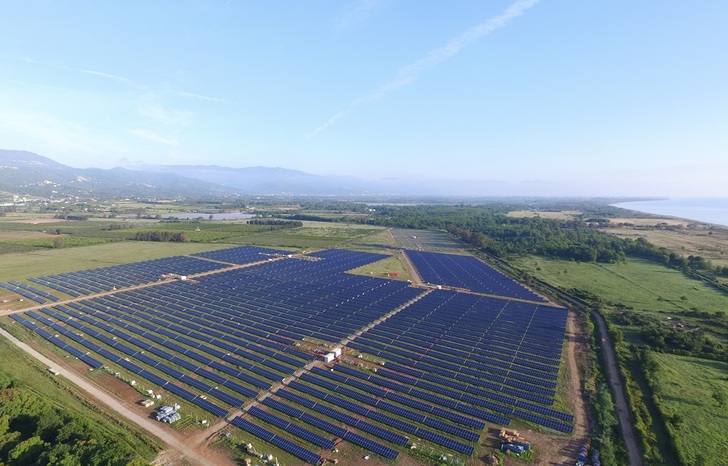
[167,89,228,103]
[78,69,144,88]
[311,0,541,136]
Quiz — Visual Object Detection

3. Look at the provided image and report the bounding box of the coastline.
[612,198,728,228]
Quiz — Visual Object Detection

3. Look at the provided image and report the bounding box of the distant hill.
[1,149,565,198]
[0,150,234,199]
[127,163,370,196]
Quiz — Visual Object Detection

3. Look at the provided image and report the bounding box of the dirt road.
[0,326,217,466]
[591,310,643,466]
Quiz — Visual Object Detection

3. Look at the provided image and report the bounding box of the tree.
[53,237,65,248]
[8,435,49,465]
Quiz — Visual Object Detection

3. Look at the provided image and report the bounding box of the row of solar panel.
[306,366,507,428]
[33,254,231,296]
[375,295,567,362]
[57,303,262,399]
[70,299,287,390]
[363,293,566,363]
[95,293,310,369]
[263,393,400,460]
[317,365,517,426]
[0,281,51,304]
[347,337,558,395]
[371,312,565,364]
[365,331,561,388]
[139,272,419,343]
[383,296,567,356]
[284,379,479,453]
[5,280,60,302]
[14,310,230,419]
[10,314,104,368]
[405,250,547,302]
[389,289,567,330]
[119,269,415,342]
[231,416,322,465]
[276,386,413,450]
[95,298,305,370]
[371,324,560,375]
[363,327,559,382]
[343,342,571,430]
[248,406,336,450]
[37,306,247,409]
[359,365,571,423]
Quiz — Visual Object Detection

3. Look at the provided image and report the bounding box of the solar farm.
[3,245,575,465]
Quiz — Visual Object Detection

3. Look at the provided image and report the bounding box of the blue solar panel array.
[0,281,59,304]
[10,245,576,460]
[10,313,103,369]
[406,250,547,301]
[346,289,574,433]
[231,416,322,465]
[30,255,229,296]
[13,308,230,419]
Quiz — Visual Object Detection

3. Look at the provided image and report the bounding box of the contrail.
[309,0,541,137]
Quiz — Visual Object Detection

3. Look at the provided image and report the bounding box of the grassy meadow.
[650,353,728,466]
[514,256,728,316]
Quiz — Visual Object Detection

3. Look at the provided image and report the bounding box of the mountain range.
[0,149,556,199]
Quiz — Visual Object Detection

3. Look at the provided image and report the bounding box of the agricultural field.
[513,257,728,317]
[602,220,728,269]
[649,353,728,466]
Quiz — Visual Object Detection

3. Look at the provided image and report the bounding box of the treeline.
[132,231,187,242]
[247,219,303,228]
[0,373,149,466]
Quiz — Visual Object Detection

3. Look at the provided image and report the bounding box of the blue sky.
[1,1,726,197]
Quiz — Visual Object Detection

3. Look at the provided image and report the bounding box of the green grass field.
[514,257,728,315]
[650,352,728,465]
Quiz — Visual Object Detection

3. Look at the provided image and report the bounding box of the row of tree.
[246,219,303,228]
[132,231,187,242]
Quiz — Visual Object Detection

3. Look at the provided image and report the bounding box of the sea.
[612,198,728,228]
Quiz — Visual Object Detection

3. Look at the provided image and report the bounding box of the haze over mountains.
[1,150,559,198]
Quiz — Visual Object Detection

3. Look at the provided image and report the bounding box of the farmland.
[513,257,728,317]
